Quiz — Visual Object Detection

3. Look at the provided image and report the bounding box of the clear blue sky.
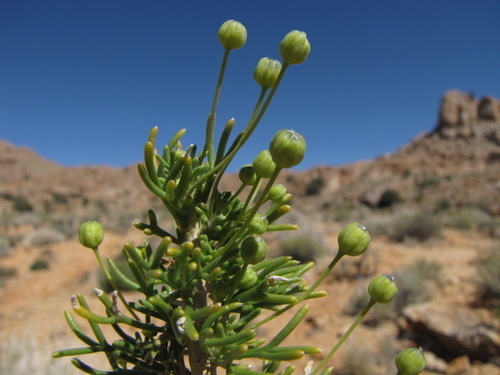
[2,1,499,171]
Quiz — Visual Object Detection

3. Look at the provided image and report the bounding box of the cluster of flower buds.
[56,19,323,375]
[58,18,421,375]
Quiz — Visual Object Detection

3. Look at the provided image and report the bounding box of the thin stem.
[210,65,289,187]
[311,300,377,375]
[92,248,140,320]
[298,252,344,303]
[201,48,231,166]
[211,87,267,188]
[187,64,289,198]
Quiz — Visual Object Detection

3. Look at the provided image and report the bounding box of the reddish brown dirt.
[0,228,498,374]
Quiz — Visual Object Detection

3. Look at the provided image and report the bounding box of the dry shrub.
[474,245,500,309]
[279,235,326,263]
[387,211,440,243]
[392,258,442,312]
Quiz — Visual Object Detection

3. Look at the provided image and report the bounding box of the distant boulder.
[478,95,500,121]
[438,90,476,126]
[401,302,500,362]
[22,227,66,247]
[435,90,500,138]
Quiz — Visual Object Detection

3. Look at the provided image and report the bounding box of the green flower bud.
[79,221,104,249]
[239,164,257,186]
[253,150,276,178]
[269,129,306,169]
[248,214,269,235]
[368,274,398,304]
[218,20,247,50]
[253,57,282,89]
[268,184,288,203]
[280,30,311,65]
[211,282,230,300]
[395,348,427,375]
[337,222,371,257]
[241,235,268,264]
[239,267,258,289]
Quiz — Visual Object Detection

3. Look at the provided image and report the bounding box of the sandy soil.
[0,227,498,375]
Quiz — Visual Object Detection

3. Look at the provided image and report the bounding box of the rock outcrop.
[435,90,500,138]
[401,302,500,363]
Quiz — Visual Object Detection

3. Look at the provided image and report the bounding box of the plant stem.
[202,48,231,166]
[92,248,140,320]
[311,300,377,375]
[188,64,289,198]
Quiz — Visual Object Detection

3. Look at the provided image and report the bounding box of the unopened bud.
[368,274,398,304]
[269,129,306,169]
[239,164,257,186]
[268,184,288,203]
[253,150,276,178]
[218,20,247,50]
[249,214,269,235]
[254,57,282,89]
[280,30,311,65]
[241,235,268,264]
[211,282,230,300]
[240,267,258,289]
[337,222,370,257]
[395,348,427,375]
[79,221,104,249]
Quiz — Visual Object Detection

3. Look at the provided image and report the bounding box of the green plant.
[30,258,50,271]
[392,258,442,312]
[0,265,16,287]
[474,246,500,308]
[11,194,34,212]
[305,177,325,196]
[388,211,440,243]
[441,207,493,232]
[53,20,422,375]
[377,189,402,209]
[279,235,325,263]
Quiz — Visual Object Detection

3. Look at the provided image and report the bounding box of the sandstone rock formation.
[435,90,500,138]
[401,302,500,363]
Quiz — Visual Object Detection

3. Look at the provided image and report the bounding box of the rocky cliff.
[1,90,499,224]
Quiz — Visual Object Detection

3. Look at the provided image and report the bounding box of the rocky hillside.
[3,91,499,228]
[1,90,500,375]
[279,90,500,218]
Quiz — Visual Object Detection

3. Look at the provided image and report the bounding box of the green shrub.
[377,189,402,209]
[435,199,451,212]
[0,235,12,257]
[305,176,325,196]
[474,246,500,308]
[12,195,34,212]
[30,258,50,271]
[442,207,493,232]
[0,265,16,287]
[392,258,442,312]
[279,235,325,263]
[388,211,440,242]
